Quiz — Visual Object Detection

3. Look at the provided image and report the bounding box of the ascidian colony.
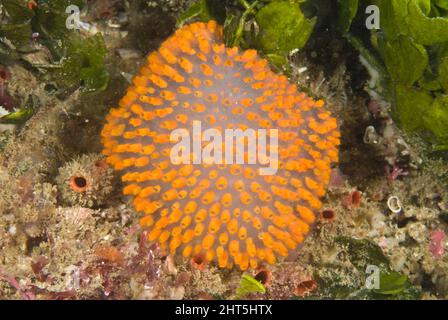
[101,21,340,270]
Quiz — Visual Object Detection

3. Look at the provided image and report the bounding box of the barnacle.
[191,252,208,271]
[254,268,272,286]
[101,21,340,270]
[69,175,88,193]
[342,190,362,209]
[320,209,336,222]
[295,279,317,297]
[56,154,114,208]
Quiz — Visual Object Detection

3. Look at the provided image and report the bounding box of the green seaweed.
[423,95,448,150]
[0,106,34,124]
[439,44,448,91]
[379,36,428,86]
[255,1,316,55]
[374,271,409,295]
[434,0,448,9]
[394,84,433,132]
[0,0,35,50]
[0,0,108,96]
[235,273,266,298]
[0,93,39,125]
[49,33,109,95]
[375,0,448,45]
[0,0,85,52]
[224,1,259,48]
[337,0,448,151]
[337,0,359,33]
[176,0,226,27]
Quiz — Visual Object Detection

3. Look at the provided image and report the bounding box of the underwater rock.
[407,222,428,244]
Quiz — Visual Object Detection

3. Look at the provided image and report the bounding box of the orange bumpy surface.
[101,21,340,270]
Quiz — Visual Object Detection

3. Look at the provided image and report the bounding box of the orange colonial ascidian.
[101,21,340,270]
